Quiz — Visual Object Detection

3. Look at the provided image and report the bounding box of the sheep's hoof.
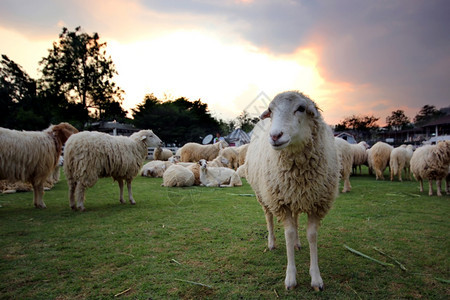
[34,203,47,209]
[71,205,77,211]
[312,285,324,292]
[285,284,297,291]
[130,201,136,205]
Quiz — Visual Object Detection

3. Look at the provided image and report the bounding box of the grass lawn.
[1,167,449,299]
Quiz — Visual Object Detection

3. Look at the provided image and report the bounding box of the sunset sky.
[1,0,449,125]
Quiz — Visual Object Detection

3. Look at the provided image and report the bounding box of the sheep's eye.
[296,106,306,113]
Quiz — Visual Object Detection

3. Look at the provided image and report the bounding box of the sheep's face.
[260,91,319,150]
[139,130,163,147]
[198,159,208,170]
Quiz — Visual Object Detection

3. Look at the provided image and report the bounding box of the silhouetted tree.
[413,105,444,126]
[236,110,259,132]
[39,26,125,124]
[132,94,221,145]
[386,109,411,130]
[0,54,47,129]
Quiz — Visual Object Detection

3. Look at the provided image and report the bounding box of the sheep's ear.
[306,103,319,118]
[141,135,147,141]
[260,109,271,120]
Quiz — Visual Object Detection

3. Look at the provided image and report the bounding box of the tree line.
[0,27,259,144]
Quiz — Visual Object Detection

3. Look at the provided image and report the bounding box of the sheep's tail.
[390,156,398,176]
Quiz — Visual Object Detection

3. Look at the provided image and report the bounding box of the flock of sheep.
[1,91,449,292]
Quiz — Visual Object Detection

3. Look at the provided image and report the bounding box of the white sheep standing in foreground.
[64,130,162,211]
[153,146,173,161]
[0,123,78,208]
[390,145,409,181]
[410,141,450,196]
[368,141,393,180]
[334,137,353,193]
[246,91,339,291]
[198,159,242,187]
[162,164,195,187]
[350,141,369,174]
[179,140,228,162]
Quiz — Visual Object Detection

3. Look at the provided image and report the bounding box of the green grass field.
[1,167,449,299]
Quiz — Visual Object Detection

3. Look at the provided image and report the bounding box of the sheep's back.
[64,132,145,185]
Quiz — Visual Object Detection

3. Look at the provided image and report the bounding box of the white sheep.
[410,141,450,196]
[404,145,414,180]
[219,147,239,169]
[153,146,173,161]
[335,137,353,193]
[162,164,195,187]
[246,91,339,291]
[141,160,173,177]
[238,143,249,167]
[389,145,409,181]
[350,141,369,174]
[64,130,162,211]
[198,159,242,187]
[179,140,228,162]
[0,123,78,208]
[368,141,393,180]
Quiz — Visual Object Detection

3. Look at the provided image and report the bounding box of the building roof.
[422,115,450,127]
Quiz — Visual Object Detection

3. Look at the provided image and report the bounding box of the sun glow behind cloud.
[107,30,325,120]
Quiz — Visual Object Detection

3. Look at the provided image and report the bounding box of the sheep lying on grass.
[0,123,78,208]
[141,160,173,177]
[369,141,393,180]
[64,130,162,211]
[162,165,195,187]
[335,137,353,193]
[246,91,339,291]
[410,141,450,196]
[153,146,173,161]
[198,159,242,187]
[180,140,228,162]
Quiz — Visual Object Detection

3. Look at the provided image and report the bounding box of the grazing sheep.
[238,144,249,167]
[219,147,240,169]
[179,140,228,162]
[369,142,393,180]
[335,137,353,193]
[198,159,242,187]
[404,145,414,180]
[410,141,450,196]
[350,141,369,174]
[0,123,78,208]
[246,91,339,291]
[153,146,173,161]
[162,164,195,187]
[141,160,173,177]
[390,145,409,181]
[64,130,162,211]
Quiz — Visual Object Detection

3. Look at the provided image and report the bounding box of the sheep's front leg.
[263,207,276,250]
[293,212,301,250]
[32,183,46,209]
[283,212,297,290]
[307,214,323,291]
[117,179,125,204]
[419,179,424,192]
[126,179,136,204]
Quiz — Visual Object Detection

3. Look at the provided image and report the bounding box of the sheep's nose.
[271,132,283,142]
